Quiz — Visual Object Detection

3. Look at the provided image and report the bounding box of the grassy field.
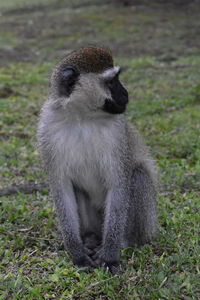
[0,0,199,299]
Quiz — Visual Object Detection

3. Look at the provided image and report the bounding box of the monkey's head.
[50,46,129,116]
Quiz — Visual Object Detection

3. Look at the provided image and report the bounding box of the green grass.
[0,0,200,299]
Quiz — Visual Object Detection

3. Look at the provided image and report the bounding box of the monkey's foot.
[92,247,120,274]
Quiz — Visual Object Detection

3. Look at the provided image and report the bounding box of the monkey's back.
[126,122,158,185]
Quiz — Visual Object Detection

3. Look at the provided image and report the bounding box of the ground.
[0,0,199,299]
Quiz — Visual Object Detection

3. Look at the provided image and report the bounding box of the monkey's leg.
[75,188,102,255]
[51,179,95,268]
[126,167,158,246]
[93,186,129,274]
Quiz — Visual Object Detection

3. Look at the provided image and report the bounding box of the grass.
[0,0,200,299]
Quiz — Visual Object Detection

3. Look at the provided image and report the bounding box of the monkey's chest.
[58,125,116,206]
[67,149,107,208]
[74,168,105,208]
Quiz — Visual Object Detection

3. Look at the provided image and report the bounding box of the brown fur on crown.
[57,45,114,73]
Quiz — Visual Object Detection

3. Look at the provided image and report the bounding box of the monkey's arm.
[94,166,157,273]
[51,178,95,268]
[94,185,129,273]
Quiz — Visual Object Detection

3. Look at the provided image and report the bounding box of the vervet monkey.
[37,46,158,273]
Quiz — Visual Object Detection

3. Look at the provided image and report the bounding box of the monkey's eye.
[105,78,115,88]
[105,73,119,89]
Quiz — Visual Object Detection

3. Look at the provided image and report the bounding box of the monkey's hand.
[92,246,120,274]
[73,249,97,270]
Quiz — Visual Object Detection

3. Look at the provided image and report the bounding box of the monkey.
[37,45,158,273]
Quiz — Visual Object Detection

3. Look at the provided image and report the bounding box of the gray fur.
[37,58,158,273]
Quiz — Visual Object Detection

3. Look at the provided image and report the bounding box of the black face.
[58,67,79,97]
[102,73,129,114]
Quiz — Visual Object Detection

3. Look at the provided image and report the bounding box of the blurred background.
[0,1,199,299]
[1,0,200,65]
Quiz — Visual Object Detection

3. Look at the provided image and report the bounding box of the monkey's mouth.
[102,98,127,114]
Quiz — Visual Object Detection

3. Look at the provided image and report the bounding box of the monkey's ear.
[59,67,79,97]
[62,68,76,78]
[101,66,121,82]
